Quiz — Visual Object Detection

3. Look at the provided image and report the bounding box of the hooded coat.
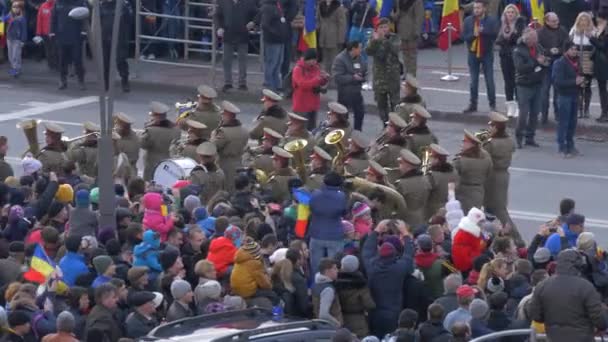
[452,209,486,272]
[230,248,272,298]
[133,230,163,279]
[142,192,174,242]
[206,236,238,278]
[529,249,607,342]
[335,271,376,337]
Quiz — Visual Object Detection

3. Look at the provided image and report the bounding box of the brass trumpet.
[61,132,100,144]
[284,138,309,181]
[324,129,346,174]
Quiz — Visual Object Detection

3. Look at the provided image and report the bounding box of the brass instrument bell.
[324,129,346,173]
[17,119,41,157]
[284,138,309,181]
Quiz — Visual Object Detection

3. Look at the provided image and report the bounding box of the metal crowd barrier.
[470,328,607,342]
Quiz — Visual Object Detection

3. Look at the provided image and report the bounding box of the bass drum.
[153,158,197,188]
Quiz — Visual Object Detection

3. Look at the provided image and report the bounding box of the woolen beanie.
[195,280,222,301]
[127,266,149,284]
[379,242,396,258]
[89,188,100,204]
[269,248,288,264]
[533,247,551,264]
[224,225,243,247]
[566,213,585,226]
[488,291,509,310]
[160,249,179,271]
[184,195,201,214]
[469,298,489,319]
[92,255,113,275]
[340,255,359,273]
[323,172,343,187]
[194,207,208,221]
[342,220,355,235]
[22,156,42,176]
[361,337,380,342]
[56,311,75,332]
[486,277,505,294]
[416,234,433,252]
[170,279,192,300]
[242,237,261,259]
[383,235,403,255]
[75,189,90,208]
[55,184,74,204]
[352,201,371,218]
[577,232,596,251]
[4,176,19,188]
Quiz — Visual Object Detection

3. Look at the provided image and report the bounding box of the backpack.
[282,69,294,99]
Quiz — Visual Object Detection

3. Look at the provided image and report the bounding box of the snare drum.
[153,158,197,188]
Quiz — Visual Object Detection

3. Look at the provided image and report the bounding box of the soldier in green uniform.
[285,112,315,158]
[483,112,521,245]
[314,102,352,155]
[267,146,298,204]
[344,130,370,177]
[454,130,494,213]
[306,146,332,190]
[186,85,222,141]
[141,102,182,181]
[249,89,288,141]
[67,121,100,178]
[403,104,438,158]
[425,143,459,220]
[395,74,426,122]
[38,122,68,175]
[369,113,408,183]
[112,132,135,187]
[395,149,430,227]
[169,120,208,160]
[365,160,394,189]
[190,141,226,205]
[366,17,402,124]
[211,101,248,192]
[242,127,283,176]
[113,112,140,172]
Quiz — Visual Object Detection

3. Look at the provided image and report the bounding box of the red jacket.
[291,59,327,113]
[452,226,485,272]
[207,237,237,277]
[36,0,55,36]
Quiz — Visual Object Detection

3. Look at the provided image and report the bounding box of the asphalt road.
[0,80,607,246]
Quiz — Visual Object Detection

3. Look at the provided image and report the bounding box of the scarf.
[470,17,484,58]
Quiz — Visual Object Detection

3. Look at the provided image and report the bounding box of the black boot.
[463,104,477,114]
[121,78,130,93]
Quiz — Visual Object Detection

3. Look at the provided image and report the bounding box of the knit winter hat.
[92,255,113,275]
[341,255,359,273]
[467,207,486,224]
[379,242,396,258]
[223,295,246,310]
[160,249,180,271]
[8,205,24,223]
[242,237,261,259]
[4,176,18,188]
[21,155,42,176]
[416,234,433,252]
[184,195,201,215]
[8,310,30,327]
[200,217,216,238]
[469,298,489,319]
[194,207,208,221]
[56,311,75,332]
[342,220,355,235]
[55,184,74,204]
[224,225,243,247]
[75,189,90,208]
[269,248,288,264]
[195,280,222,301]
[127,266,149,284]
[361,337,380,342]
[383,235,403,255]
[577,232,596,251]
[533,247,551,264]
[89,188,100,204]
[170,279,192,300]
[486,276,505,294]
[352,201,371,218]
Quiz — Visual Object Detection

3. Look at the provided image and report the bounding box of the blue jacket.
[133,230,163,275]
[92,274,112,288]
[59,252,90,287]
[462,14,498,58]
[470,318,494,339]
[544,223,578,256]
[552,55,579,96]
[4,14,27,42]
[308,185,348,241]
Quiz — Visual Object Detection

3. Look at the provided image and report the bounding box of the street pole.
[441,22,459,82]
[88,0,124,230]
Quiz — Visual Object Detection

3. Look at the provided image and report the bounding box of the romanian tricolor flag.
[293,189,311,239]
[23,245,68,293]
[523,0,545,26]
[438,0,461,51]
[298,0,317,51]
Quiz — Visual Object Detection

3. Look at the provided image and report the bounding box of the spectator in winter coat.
[529,249,607,342]
[291,49,329,129]
[417,303,451,342]
[59,235,90,287]
[133,230,163,282]
[443,285,476,330]
[4,3,27,77]
[576,232,608,293]
[207,225,242,279]
[281,248,309,317]
[35,0,58,70]
[335,255,375,337]
[230,237,273,300]
[2,205,29,242]
[41,311,79,342]
[452,207,487,272]
[544,213,585,256]
[469,298,494,338]
[362,220,415,338]
[68,189,98,238]
[312,258,342,327]
[166,279,194,322]
[142,192,174,242]
[415,234,445,299]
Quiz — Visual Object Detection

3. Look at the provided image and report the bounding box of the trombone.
[284,138,309,181]
[62,132,100,144]
[324,129,346,174]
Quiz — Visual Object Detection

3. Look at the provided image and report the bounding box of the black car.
[139,308,337,342]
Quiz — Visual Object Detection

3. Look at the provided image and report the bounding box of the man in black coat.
[100,0,133,92]
[50,0,88,90]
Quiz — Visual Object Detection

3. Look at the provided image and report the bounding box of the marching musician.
[403,104,438,158]
[112,132,135,186]
[267,146,298,204]
[344,130,370,178]
[38,122,68,175]
[210,101,248,192]
[113,112,140,171]
[454,130,493,213]
[369,113,407,183]
[306,146,332,190]
[483,112,519,243]
[425,143,459,220]
[395,74,427,122]
[366,160,393,189]
[394,149,431,227]
[285,112,314,157]
[249,89,288,141]
[188,85,222,141]
[190,141,226,204]
[67,121,100,178]
[169,119,208,160]
[314,102,352,154]
[242,127,283,175]
[141,102,182,181]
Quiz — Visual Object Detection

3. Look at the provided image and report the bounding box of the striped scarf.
[470,17,483,58]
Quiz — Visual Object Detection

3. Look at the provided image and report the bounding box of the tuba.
[325,129,346,174]
[284,138,309,181]
[346,175,408,219]
[17,119,41,157]
[475,129,492,144]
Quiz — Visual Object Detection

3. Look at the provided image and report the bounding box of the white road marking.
[510,209,608,229]
[32,119,85,127]
[0,96,98,122]
[20,101,52,107]
[511,167,608,180]
[421,87,602,107]
[431,70,475,78]
[0,83,12,89]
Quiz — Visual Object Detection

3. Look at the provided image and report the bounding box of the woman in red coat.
[452,207,487,272]
[292,49,329,130]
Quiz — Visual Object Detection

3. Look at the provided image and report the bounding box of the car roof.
[143,308,336,342]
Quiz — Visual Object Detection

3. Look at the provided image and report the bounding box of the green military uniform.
[38,122,68,175]
[369,113,409,183]
[249,105,288,141]
[242,146,274,175]
[395,97,427,123]
[394,149,430,226]
[189,141,226,204]
[366,31,402,123]
[68,140,99,178]
[402,104,437,158]
[116,130,140,170]
[113,151,135,186]
[313,102,352,156]
[425,143,459,219]
[305,146,332,191]
[344,151,369,178]
[454,131,494,213]
[141,122,182,181]
[267,146,298,204]
[169,138,205,161]
[211,105,248,193]
[189,104,222,141]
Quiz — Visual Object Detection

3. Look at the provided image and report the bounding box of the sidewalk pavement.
[3,45,608,138]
